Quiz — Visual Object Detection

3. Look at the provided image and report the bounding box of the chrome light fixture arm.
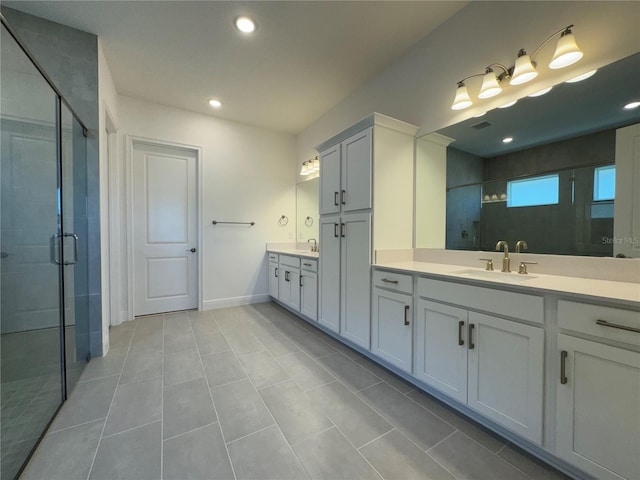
[530,25,574,61]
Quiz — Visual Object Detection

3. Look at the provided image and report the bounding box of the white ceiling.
[4,1,467,133]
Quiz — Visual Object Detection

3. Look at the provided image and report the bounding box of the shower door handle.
[62,233,79,265]
[50,233,63,265]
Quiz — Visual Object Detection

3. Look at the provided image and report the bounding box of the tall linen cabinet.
[317,114,417,349]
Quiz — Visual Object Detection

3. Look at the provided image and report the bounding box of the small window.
[507,174,559,208]
[593,165,615,201]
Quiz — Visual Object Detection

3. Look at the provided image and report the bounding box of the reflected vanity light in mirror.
[528,87,553,97]
[565,69,597,83]
[498,100,517,108]
[624,101,640,110]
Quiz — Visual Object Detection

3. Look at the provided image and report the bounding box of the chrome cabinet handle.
[468,324,475,349]
[596,319,640,334]
[560,350,568,384]
[381,278,398,284]
[458,320,465,346]
[334,192,339,206]
[404,305,410,326]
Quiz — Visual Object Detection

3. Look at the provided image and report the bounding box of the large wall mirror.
[296,177,319,244]
[416,52,640,257]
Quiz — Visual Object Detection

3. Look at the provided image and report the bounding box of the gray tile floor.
[20,302,570,480]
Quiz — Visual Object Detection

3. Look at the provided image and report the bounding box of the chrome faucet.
[308,238,318,252]
[515,240,528,253]
[495,240,510,272]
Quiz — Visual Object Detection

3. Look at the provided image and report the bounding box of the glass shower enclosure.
[1,19,91,479]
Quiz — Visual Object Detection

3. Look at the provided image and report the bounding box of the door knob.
[187,248,197,253]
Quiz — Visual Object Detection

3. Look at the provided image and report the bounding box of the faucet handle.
[518,261,537,274]
[479,258,494,271]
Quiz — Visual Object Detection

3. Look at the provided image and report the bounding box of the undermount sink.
[451,269,537,283]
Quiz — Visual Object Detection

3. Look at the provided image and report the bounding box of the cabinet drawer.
[558,300,640,347]
[373,269,413,294]
[268,252,279,263]
[301,259,318,272]
[417,277,543,324]
[279,255,300,268]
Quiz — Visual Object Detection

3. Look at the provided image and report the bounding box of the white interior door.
[133,142,198,316]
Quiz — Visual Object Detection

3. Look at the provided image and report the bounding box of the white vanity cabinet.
[268,253,279,299]
[317,114,417,349]
[319,212,371,347]
[277,255,301,312]
[556,300,640,480]
[415,277,544,445]
[319,128,372,215]
[371,271,413,373]
[300,259,318,321]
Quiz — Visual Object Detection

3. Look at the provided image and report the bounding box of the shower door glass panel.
[60,104,90,392]
[0,25,64,479]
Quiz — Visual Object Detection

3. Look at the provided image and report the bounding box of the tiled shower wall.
[2,7,103,355]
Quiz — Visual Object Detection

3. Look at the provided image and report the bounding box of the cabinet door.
[278,266,291,306]
[341,128,372,212]
[340,212,371,348]
[371,288,412,373]
[467,312,544,445]
[415,300,468,403]
[319,215,341,333]
[319,144,341,215]
[300,272,318,321]
[268,263,279,299]
[289,268,301,312]
[557,335,640,480]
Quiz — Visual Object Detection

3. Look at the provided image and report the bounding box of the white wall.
[297,1,640,163]
[117,96,297,312]
[98,39,120,352]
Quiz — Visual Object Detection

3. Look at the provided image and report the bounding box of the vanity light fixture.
[312,156,320,171]
[528,87,553,97]
[235,16,256,33]
[450,24,583,110]
[300,156,319,176]
[208,99,222,108]
[565,69,597,83]
[300,161,310,176]
[624,101,640,110]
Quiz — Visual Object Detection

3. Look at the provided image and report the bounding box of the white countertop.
[267,247,319,259]
[374,261,640,306]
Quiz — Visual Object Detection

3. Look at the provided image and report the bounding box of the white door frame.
[125,135,203,319]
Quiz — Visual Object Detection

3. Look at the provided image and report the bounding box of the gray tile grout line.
[222,423,278,446]
[160,317,166,480]
[188,312,239,480]
[85,312,144,480]
[161,420,218,443]
[425,429,458,453]
[101,418,162,440]
[46,416,108,435]
[355,427,398,451]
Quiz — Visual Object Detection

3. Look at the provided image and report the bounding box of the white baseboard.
[202,294,271,310]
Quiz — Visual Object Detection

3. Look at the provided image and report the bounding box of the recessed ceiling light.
[528,87,553,97]
[565,69,597,83]
[208,99,222,108]
[502,137,514,144]
[498,100,517,109]
[235,16,256,33]
[624,101,640,110]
